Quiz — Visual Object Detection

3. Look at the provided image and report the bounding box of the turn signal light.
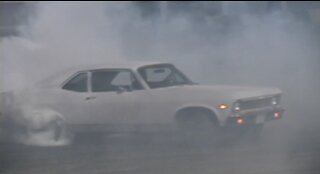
[274,112,281,118]
[218,104,228,110]
[237,117,244,124]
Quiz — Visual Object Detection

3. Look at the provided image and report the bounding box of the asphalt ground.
[1,117,320,174]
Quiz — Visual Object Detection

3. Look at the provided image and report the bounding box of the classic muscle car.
[0,62,284,146]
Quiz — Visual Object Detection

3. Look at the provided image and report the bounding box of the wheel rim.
[176,112,220,139]
[50,119,63,141]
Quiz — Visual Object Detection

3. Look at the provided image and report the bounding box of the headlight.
[271,97,278,105]
[234,102,240,111]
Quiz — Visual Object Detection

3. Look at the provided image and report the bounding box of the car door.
[136,65,185,125]
[87,69,144,130]
[56,71,93,125]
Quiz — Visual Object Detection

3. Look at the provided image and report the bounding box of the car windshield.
[138,64,193,89]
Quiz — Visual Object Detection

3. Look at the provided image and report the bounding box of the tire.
[22,118,74,146]
[175,109,220,144]
[47,118,65,142]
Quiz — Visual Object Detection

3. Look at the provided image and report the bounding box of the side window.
[91,70,143,92]
[138,64,190,89]
[111,71,132,86]
[62,72,88,92]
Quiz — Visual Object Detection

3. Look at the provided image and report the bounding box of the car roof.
[37,61,171,87]
[69,61,168,72]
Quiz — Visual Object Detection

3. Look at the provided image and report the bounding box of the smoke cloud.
[1,1,320,163]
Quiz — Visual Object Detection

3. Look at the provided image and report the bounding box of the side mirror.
[116,86,127,94]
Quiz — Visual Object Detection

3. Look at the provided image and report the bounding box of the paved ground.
[1,119,320,174]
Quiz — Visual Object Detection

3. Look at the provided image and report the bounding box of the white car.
[0,62,284,146]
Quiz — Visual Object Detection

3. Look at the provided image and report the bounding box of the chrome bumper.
[226,106,284,126]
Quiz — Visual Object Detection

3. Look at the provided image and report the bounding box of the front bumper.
[226,107,284,126]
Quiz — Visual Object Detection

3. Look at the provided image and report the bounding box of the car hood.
[172,84,282,101]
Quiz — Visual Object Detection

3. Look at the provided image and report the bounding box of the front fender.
[175,104,224,126]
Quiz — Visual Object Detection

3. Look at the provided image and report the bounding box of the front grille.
[238,97,273,110]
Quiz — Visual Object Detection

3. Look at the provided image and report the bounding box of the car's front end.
[172,84,285,128]
[225,94,284,127]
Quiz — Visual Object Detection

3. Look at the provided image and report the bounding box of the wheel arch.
[21,107,65,130]
[174,105,221,126]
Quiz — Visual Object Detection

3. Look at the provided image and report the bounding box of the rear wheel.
[23,118,74,146]
[47,118,70,142]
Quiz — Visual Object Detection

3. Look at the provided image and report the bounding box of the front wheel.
[175,109,221,145]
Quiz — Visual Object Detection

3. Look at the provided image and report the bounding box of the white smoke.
[2,2,318,91]
[1,1,320,149]
[0,2,133,91]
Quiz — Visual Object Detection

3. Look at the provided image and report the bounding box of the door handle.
[85,96,96,100]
